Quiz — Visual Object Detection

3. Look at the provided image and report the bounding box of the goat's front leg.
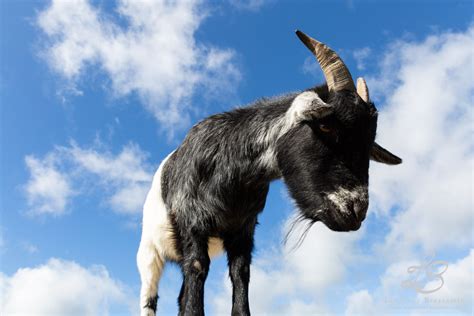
[179,234,210,316]
[224,227,255,316]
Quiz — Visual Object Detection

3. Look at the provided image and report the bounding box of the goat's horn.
[357,77,369,102]
[296,30,355,92]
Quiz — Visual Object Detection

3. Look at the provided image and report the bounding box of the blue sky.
[1,0,473,315]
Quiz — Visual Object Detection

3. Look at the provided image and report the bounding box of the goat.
[137,30,402,316]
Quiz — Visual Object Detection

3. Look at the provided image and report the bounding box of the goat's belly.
[207,237,224,258]
[156,224,224,261]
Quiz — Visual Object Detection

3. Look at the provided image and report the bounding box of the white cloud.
[228,0,272,11]
[24,154,74,216]
[37,0,241,136]
[419,249,473,313]
[0,258,132,315]
[301,56,325,82]
[345,290,376,316]
[24,141,153,216]
[108,184,151,215]
[68,142,153,214]
[367,26,474,256]
[353,47,372,70]
[343,250,473,315]
[21,241,39,254]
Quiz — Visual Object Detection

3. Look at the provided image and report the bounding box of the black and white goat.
[137,30,401,316]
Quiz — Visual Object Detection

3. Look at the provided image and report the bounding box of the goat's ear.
[289,91,333,124]
[370,142,402,165]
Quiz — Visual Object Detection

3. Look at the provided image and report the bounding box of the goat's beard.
[283,213,317,252]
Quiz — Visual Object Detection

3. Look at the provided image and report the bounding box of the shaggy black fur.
[161,84,380,315]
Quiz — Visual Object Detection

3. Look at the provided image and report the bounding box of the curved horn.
[357,77,369,102]
[296,30,355,92]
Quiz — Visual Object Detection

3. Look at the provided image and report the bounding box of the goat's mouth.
[313,186,369,232]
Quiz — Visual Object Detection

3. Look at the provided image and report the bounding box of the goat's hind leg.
[137,240,164,316]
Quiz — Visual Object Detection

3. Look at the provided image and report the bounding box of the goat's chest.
[213,181,269,230]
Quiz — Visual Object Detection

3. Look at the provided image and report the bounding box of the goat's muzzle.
[321,186,369,232]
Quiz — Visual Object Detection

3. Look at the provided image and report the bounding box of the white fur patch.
[326,186,368,217]
[286,91,328,126]
[257,147,278,173]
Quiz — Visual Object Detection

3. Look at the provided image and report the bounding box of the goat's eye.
[319,124,332,133]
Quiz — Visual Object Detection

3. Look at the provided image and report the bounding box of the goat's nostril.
[353,202,368,221]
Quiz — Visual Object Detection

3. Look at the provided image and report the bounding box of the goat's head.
[277,30,401,232]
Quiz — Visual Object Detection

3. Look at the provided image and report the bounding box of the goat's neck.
[252,97,300,180]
